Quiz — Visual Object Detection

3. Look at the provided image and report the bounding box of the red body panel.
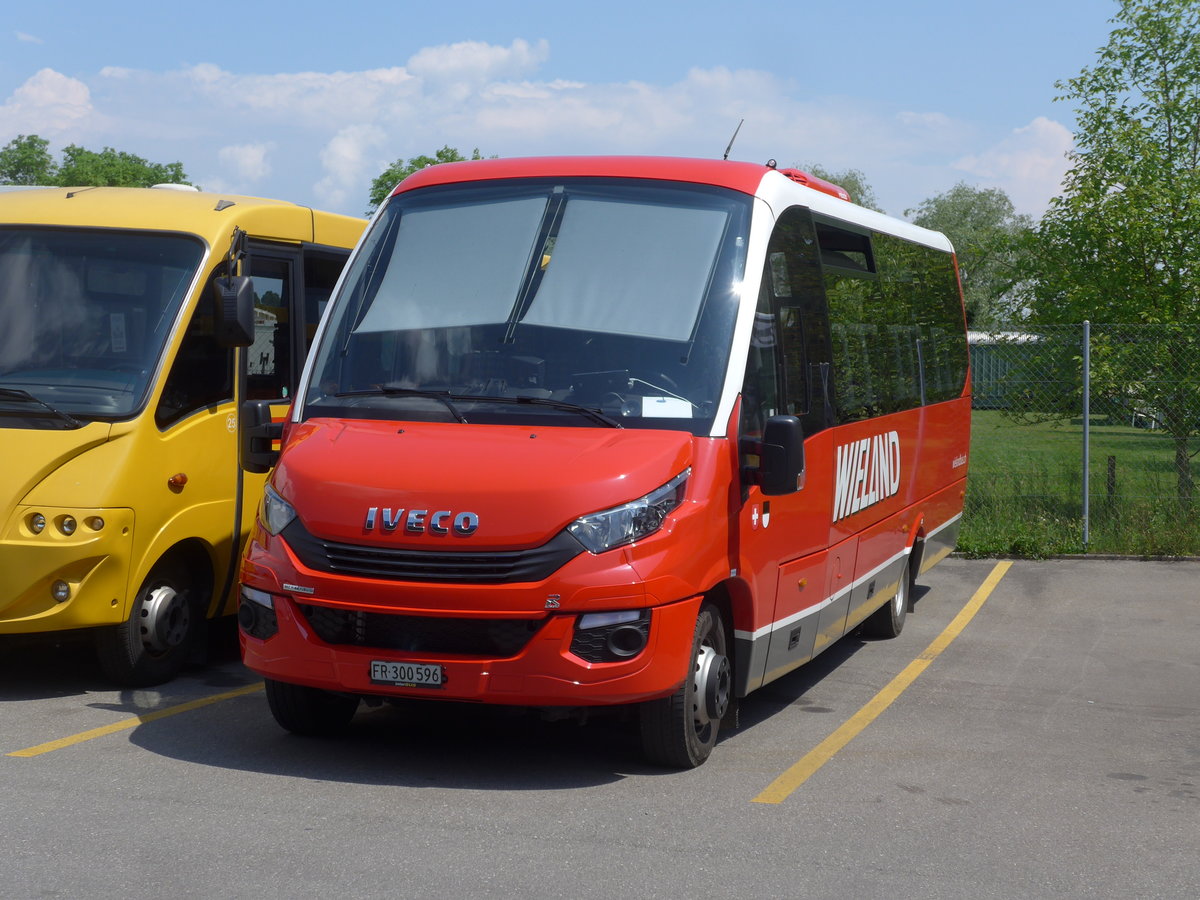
[241,421,739,704]
[241,399,969,704]
[272,419,694,550]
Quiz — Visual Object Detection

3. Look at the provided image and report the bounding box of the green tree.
[368,146,487,212]
[0,135,57,185]
[906,183,1033,328]
[56,144,188,187]
[0,134,189,188]
[1027,0,1200,504]
[800,164,883,212]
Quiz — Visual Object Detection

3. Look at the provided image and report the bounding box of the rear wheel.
[265,678,359,736]
[640,603,731,768]
[862,554,911,639]
[96,560,201,686]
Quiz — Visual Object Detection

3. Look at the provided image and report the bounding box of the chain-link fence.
[964,323,1200,557]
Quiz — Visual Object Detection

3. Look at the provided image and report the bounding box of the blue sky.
[2,0,1118,220]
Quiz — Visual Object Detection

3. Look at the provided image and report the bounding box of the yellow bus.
[0,186,364,685]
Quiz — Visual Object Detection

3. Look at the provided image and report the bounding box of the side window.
[819,219,967,422]
[155,295,234,429]
[246,254,294,401]
[245,246,352,401]
[302,250,350,353]
[874,232,967,404]
[740,206,832,441]
[740,280,780,439]
[819,220,886,422]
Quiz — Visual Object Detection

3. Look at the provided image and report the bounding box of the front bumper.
[240,590,701,706]
[0,506,134,633]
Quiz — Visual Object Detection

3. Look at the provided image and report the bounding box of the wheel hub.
[894,567,909,616]
[139,585,190,654]
[692,645,732,726]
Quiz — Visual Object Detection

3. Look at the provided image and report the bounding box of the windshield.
[303,178,750,434]
[0,227,203,422]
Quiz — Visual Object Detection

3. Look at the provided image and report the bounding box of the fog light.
[51,580,71,603]
[238,588,278,639]
[30,513,46,534]
[607,623,649,658]
[571,609,651,663]
[87,516,105,531]
[59,516,77,536]
[237,602,257,630]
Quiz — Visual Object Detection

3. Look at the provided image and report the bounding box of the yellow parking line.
[7,681,264,758]
[753,561,1012,804]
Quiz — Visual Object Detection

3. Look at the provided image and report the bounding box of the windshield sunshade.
[0,227,203,419]
[306,178,750,435]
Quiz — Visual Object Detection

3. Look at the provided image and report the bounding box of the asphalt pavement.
[2,557,1197,899]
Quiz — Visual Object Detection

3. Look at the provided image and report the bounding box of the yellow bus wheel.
[96,561,200,686]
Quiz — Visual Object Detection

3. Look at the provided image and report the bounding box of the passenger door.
[223,243,351,611]
[737,206,837,690]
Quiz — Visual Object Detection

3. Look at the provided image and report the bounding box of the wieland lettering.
[832,431,901,522]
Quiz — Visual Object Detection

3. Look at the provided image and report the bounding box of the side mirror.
[213,275,255,347]
[241,399,282,474]
[757,415,806,495]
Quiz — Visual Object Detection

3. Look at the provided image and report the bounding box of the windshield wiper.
[0,388,84,428]
[334,387,468,423]
[331,387,622,428]
[511,396,624,427]
[471,394,623,428]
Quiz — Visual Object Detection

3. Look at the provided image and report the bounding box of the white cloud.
[0,68,95,136]
[953,117,1074,216]
[408,39,548,83]
[16,32,43,45]
[218,142,273,182]
[182,63,416,127]
[0,44,1057,222]
[314,124,387,211]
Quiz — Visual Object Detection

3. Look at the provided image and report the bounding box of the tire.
[640,603,732,768]
[265,678,359,736]
[96,560,201,686]
[862,554,911,639]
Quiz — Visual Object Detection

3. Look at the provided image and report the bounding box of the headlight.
[260,484,297,535]
[568,469,689,554]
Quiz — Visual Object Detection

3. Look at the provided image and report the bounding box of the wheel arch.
[135,538,216,618]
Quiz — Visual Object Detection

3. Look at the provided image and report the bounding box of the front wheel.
[96,561,201,686]
[265,678,359,736]
[640,603,731,768]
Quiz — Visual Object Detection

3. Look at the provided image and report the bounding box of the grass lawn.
[961,410,1200,557]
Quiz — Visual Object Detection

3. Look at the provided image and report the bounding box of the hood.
[273,420,694,549]
[1,422,112,514]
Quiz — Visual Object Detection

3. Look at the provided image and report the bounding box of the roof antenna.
[723,119,744,161]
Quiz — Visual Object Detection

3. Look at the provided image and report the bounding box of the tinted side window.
[872,232,968,405]
[302,251,348,351]
[246,254,294,400]
[244,246,352,401]
[740,207,832,440]
[155,301,233,428]
[818,218,966,423]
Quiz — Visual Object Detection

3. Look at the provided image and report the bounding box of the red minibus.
[238,156,970,767]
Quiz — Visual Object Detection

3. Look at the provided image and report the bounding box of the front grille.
[283,521,584,584]
[298,604,545,657]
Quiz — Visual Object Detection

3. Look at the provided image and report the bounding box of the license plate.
[370,660,445,689]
